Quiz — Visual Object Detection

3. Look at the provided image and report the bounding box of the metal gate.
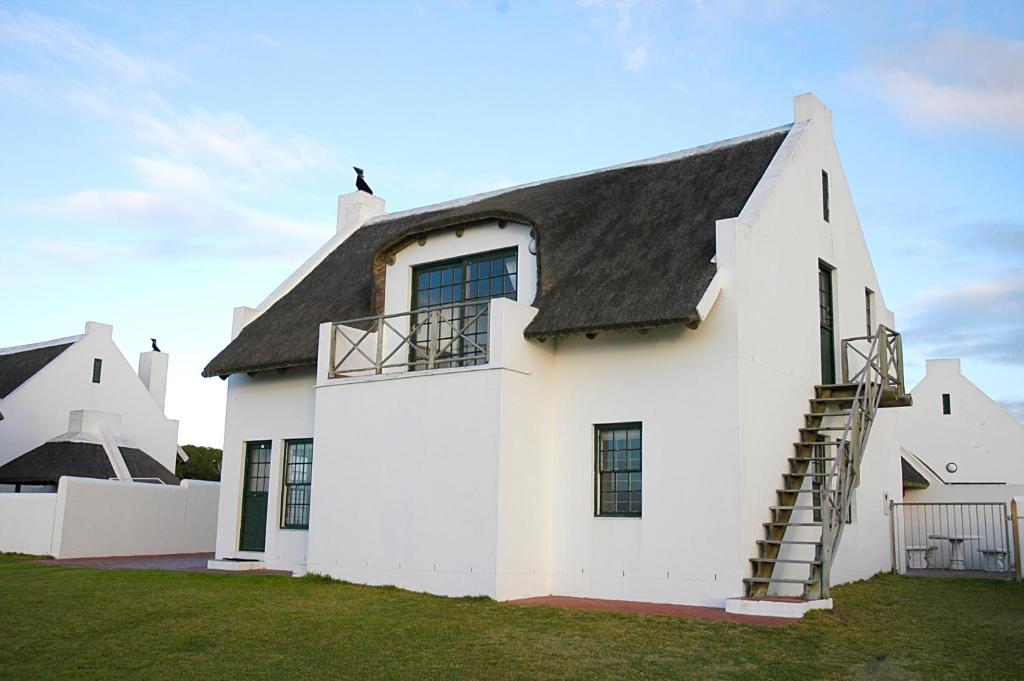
[890,502,1014,579]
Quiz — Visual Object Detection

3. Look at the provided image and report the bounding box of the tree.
[176,444,222,482]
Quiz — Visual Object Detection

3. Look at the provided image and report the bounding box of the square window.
[595,423,642,517]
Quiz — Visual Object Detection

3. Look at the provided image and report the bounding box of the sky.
[1,1,1022,446]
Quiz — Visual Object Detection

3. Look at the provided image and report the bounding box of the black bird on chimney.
[354,166,373,195]
[151,338,161,352]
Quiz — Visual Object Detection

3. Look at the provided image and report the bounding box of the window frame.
[91,358,102,384]
[280,438,313,530]
[864,287,875,336]
[594,422,643,518]
[942,393,952,415]
[821,169,830,222]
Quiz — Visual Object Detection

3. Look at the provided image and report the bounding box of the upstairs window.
[864,288,875,336]
[91,358,102,384]
[409,248,518,370]
[595,423,642,517]
[281,439,313,529]
[942,393,952,415]
[821,169,830,222]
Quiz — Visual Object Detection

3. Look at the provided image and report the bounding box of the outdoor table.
[927,534,982,570]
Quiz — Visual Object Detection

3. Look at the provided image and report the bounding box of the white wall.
[723,94,904,594]
[0,492,57,555]
[214,367,315,570]
[0,322,180,471]
[897,359,1024,483]
[0,477,218,558]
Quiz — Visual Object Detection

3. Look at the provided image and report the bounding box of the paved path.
[507,595,793,626]
[37,553,290,575]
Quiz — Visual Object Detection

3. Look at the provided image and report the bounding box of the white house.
[0,321,220,558]
[0,321,181,491]
[203,93,910,615]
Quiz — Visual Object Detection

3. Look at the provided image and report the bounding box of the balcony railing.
[328,300,492,378]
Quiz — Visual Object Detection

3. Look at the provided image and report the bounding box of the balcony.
[316,297,543,384]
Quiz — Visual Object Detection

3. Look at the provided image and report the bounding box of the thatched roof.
[204,126,791,378]
[0,341,76,398]
[901,457,930,490]
[0,441,178,486]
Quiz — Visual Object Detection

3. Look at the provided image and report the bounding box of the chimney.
[138,350,169,413]
[337,191,385,238]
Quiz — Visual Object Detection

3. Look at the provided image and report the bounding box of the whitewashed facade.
[209,94,906,610]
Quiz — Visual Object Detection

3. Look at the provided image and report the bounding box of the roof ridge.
[364,124,793,226]
[0,334,82,356]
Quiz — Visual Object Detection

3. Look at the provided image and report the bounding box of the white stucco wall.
[0,477,218,558]
[0,322,180,471]
[0,492,57,555]
[897,359,1024,484]
[214,367,316,570]
[723,95,904,594]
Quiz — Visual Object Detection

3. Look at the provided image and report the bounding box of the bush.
[175,444,222,481]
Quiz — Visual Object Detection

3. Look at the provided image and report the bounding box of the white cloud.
[576,0,656,72]
[856,29,1024,139]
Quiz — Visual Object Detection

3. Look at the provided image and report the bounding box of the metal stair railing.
[817,324,906,598]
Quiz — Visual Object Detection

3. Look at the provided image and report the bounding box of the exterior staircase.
[745,325,911,601]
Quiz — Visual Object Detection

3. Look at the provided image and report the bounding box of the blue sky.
[1,1,1022,445]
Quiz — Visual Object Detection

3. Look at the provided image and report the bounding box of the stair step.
[771,505,823,511]
[800,426,849,433]
[776,488,820,495]
[744,577,819,585]
[817,383,859,392]
[761,522,823,528]
[793,441,842,448]
[811,396,858,404]
[750,558,822,565]
[788,457,836,464]
[757,539,820,546]
[784,471,836,478]
[805,410,853,419]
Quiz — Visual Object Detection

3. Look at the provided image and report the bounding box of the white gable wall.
[0,322,179,472]
[724,95,904,593]
[898,359,1024,483]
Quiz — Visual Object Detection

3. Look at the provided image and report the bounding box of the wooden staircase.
[745,326,911,601]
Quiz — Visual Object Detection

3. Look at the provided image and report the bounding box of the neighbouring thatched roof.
[204,126,791,378]
[0,341,76,398]
[0,441,178,486]
[901,457,930,490]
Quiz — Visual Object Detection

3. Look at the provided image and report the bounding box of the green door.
[239,441,271,552]
[818,262,836,385]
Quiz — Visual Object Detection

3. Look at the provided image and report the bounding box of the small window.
[821,169,830,222]
[595,423,641,517]
[942,393,951,415]
[281,439,313,529]
[864,288,874,336]
[91,358,102,384]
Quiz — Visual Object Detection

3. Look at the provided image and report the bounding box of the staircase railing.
[818,325,906,597]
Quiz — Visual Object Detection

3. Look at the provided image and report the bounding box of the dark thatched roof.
[0,342,75,398]
[204,127,791,378]
[901,457,930,490]
[0,441,178,486]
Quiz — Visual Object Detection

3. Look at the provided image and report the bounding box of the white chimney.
[138,351,169,412]
[337,191,386,237]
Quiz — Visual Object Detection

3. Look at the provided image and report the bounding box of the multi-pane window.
[92,358,102,384]
[245,442,271,493]
[595,423,642,517]
[942,393,952,415]
[864,288,875,336]
[410,248,518,370]
[281,439,313,529]
[821,169,830,222]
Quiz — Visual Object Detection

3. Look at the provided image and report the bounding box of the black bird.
[151,338,161,352]
[354,166,373,195]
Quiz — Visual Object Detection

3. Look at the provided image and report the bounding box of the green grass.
[0,553,1021,680]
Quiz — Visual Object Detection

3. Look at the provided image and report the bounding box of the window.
[595,423,642,517]
[281,439,313,529]
[942,393,951,415]
[821,170,830,222]
[864,288,875,336]
[409,248,518,370]
[91,358,102,384]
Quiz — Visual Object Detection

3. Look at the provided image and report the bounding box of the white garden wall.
[0,477,218,558]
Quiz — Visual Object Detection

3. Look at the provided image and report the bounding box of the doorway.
[818,262,836,384]
[239,441,271,552]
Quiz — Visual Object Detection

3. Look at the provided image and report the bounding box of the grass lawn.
[0,554,1021,680]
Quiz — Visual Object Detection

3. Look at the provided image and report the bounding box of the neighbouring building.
[203,93,911,616]
[0,321,220,559]
[0,321,182,491]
